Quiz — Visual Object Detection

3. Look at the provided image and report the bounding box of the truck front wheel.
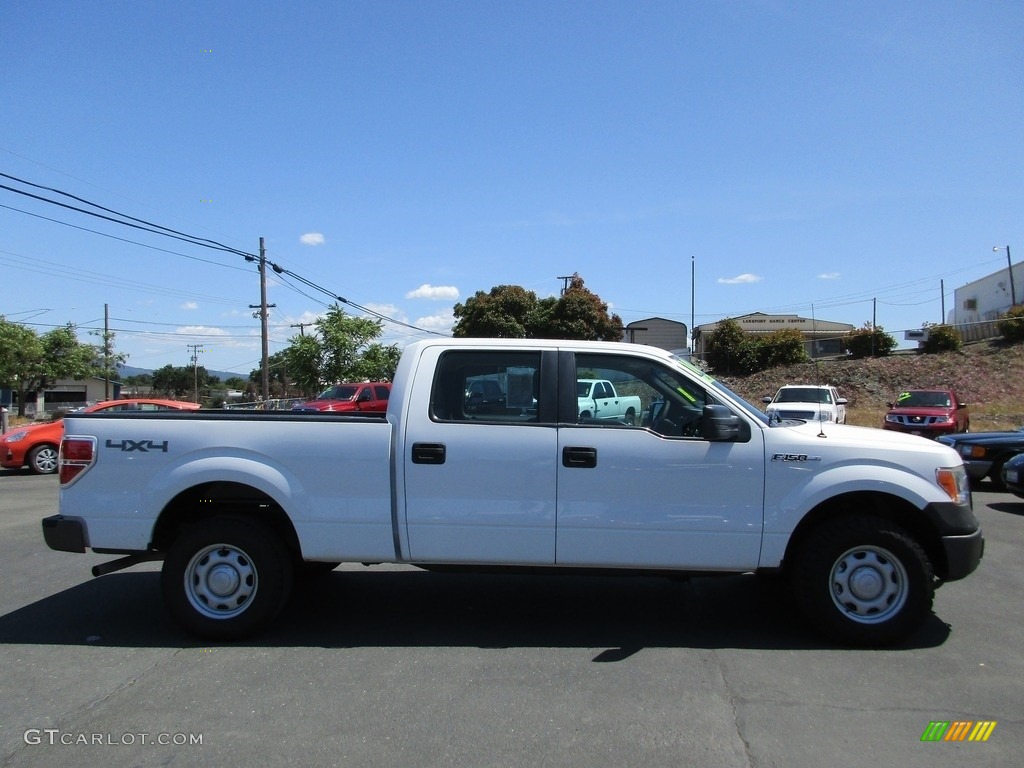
[791,515,934,646]
[162,516,293,640]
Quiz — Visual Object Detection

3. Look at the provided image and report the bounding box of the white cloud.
[406,284,460,300]
[365,303,405,322]
[717,273,762,285]
[174,325,230,338]
[181,301,199,310]
[817,272,841,280]
[415,311,456,333]
[299,232,325,246]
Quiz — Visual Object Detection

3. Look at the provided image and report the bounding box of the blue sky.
[2,1,1021,377]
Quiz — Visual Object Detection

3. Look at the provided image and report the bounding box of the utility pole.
[557,275,574,295]
[289,322,313,336]
[248,237,274,403]
[187,343,205,403]
[104,303,111,400]
[690,256,695,357]
[993,245,1015,306]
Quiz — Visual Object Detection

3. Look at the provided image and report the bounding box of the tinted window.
[432,351,542,423]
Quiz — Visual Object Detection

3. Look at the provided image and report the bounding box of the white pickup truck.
[576,378,643,424]
[43,338,983,645]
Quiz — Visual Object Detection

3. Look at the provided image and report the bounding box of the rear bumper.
[42,515,86,553]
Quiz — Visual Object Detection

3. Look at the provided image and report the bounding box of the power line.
[0,171,255,258]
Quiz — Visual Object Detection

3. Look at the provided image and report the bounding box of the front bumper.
[960,459,994,481]
[42,515,86,553]
[1,449,24,469]
[941,528,984,581]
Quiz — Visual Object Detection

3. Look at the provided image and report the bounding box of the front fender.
[759,462,948,567]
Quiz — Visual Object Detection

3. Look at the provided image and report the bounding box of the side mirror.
[702,404,745,441]
[761,396,772,404]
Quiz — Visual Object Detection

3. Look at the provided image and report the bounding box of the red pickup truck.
[883,388,969,438]
[292,382,392,413]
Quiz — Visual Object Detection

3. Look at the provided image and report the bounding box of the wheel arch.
[781,491,947,579]
[151,481,302,560]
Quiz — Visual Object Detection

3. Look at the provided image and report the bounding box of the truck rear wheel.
[791,515,933,646]
[162,516,293,640]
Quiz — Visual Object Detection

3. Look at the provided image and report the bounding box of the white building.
[947,261,1024,342]
[623,317,689,354]
[694,312,855,359]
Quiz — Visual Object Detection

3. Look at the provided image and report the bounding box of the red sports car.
[1,398,200,474]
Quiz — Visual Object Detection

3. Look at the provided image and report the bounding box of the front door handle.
[412,442,446,465]
[562,446,597,468]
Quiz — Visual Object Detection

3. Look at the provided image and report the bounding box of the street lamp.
[993,245,1016,307]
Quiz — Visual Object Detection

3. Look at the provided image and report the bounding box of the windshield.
[774,387,832,404]
[895,390,951,408]
[671,356,770,425]
[317,384,359,400]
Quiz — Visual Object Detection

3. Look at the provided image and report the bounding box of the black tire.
[791,515,934,646]
[162,516,293,640]
[988,460,1008,491]
[28,444,59,474]
[623,408,636,426]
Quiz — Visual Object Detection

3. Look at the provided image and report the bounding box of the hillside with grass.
[719,339,1024,431]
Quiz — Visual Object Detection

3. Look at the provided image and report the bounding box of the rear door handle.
[412,442,446,465]
[562,446,597,468]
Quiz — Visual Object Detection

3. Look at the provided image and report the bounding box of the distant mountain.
[117,364,247,382]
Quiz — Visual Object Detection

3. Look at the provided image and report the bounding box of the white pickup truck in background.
[763,384,848,424]
[576,378,643,424]
[44,338,983,646]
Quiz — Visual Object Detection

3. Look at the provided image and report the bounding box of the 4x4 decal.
[105,439,169,453]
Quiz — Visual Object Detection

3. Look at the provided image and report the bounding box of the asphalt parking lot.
[1,469,1020,768]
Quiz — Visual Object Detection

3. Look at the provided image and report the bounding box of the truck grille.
[778,410,815,420]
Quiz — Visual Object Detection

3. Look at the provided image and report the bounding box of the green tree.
[998,305,1024,343]
[89,326,129,388]
[276,305,401,397]
[0,318,44,416]
[452,274,622,340]
[281,336,323,396]
[920,323,962,353]
[352,343,402,382]
[452,285,543,338]
[704,318,747,374]
[758,328,808,369]
[540,274,624,341]
[842,323,897,359]
[152,364,202,398]
[0,321,101,416]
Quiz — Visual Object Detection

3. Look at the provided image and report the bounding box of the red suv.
[292,382,392,413]
[882,388,969,438]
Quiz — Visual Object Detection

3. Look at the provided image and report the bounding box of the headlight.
[961,445,986,458]
[3,431,28,443]
[935,415,952,424]
[884,414,899,423]
[936,465,971,505]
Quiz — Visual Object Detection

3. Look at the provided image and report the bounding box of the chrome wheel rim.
[34,447,59,473]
